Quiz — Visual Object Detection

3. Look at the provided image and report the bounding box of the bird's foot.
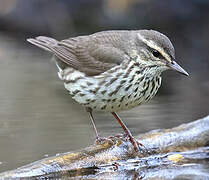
[95,136,114,145]
[95,134,148,154]
[106,133,148,154]
[124,133,148,154]
[107,133,124,139]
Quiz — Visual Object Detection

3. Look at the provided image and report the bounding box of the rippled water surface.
[0,34,209,174]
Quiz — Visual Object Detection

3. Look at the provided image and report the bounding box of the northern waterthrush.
[27,30,189,152]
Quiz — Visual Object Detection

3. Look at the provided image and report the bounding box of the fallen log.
[0,115,209,179]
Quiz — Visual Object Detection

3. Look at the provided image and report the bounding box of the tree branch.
[1,115,209,179]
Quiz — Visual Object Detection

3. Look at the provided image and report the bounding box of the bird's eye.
[152,50,161,58]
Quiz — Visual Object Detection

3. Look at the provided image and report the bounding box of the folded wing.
[27,31,129,76]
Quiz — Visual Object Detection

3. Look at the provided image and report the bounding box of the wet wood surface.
[0,115,209,179]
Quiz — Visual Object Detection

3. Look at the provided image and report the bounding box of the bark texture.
[0,115,209,179]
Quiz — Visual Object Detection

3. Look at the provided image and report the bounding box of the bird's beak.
[167,61,189,76]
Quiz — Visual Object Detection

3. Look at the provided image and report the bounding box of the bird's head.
[135,30,189,76]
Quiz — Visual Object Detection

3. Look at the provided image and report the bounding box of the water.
[0,33,208,174]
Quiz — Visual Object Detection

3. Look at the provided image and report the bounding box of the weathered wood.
[0,115,209,179]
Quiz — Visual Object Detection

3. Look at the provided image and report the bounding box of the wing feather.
[27,31,132,76]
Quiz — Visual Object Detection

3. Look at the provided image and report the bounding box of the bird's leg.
[86,107,113,144]
[86,107,99,139]
[111,112,144,152]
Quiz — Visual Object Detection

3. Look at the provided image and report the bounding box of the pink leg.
[86,107,113,144]
[111,112,144,152]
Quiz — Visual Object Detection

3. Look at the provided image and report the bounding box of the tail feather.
[27,36,79,70]
[27,36,59,52]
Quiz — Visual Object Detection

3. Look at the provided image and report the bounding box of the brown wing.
[27,30,132,76]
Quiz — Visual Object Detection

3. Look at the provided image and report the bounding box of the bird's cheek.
[155,61,170,72]
[155,60,166,67]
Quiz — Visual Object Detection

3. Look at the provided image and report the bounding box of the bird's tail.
[27,36,58,52]
[27,36,69,81]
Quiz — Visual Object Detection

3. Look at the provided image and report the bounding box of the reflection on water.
[0,34,208,173]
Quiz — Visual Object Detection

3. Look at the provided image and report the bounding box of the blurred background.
[0,0,209,173]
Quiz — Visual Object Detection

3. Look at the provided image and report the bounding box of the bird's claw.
[124,133,148,154]
[95,136,114,145]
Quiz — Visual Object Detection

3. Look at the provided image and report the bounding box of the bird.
[27,30,189,152]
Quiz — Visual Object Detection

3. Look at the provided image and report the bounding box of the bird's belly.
[88,77,161,112]
[60,66,162,112]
